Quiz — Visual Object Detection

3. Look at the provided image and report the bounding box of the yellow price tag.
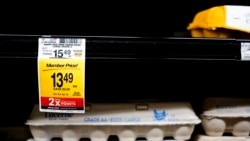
[38,38,85,113]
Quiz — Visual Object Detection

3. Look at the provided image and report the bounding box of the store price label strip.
[38,38,85,113]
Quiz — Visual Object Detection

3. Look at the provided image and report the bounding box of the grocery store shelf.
[0,34,243,61]
[0,34,249,127]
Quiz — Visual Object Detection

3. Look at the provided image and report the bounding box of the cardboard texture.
[194,134,250,141]
[26,102,200,141]
[201,97,250,136]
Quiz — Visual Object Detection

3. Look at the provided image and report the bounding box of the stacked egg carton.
[194,97,250,141]
[187,5,250,39]
[26,102,201,141]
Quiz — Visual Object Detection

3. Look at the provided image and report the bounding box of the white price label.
[241,42,250,60]
[226,5,250,31]
[38,38,85,59]
[38,37,86,113]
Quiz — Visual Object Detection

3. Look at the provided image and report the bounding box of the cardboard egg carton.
[26,102,201,141]
[201,97,250,137]
[194,134,250,141]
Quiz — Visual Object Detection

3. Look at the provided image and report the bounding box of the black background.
[0,1,249,36]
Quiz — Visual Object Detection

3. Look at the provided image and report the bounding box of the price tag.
[241,42,250,61]
[38,38,85,113]
[226,5,250,31]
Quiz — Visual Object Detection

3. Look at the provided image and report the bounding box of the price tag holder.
[38,38,85,113]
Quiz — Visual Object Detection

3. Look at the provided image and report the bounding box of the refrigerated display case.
[0,34,249,140]
[0,1,250,141]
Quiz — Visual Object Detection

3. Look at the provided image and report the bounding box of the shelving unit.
[0,34,250,140]
[1,1,250,141]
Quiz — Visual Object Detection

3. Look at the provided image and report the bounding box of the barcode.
[59,38,82,44]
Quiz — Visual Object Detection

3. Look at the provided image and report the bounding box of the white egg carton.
[194,134,250,141]
[26,102,201,141]
[201,97,250,137]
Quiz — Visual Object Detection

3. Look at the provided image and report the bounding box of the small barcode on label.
[59,39,82,44]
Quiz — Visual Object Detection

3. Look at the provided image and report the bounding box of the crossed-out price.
[53,49,71,58]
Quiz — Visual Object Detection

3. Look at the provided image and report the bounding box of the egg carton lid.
[26,102,201,126]
[201,97,250,118]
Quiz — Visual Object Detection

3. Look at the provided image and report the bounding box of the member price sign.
[38,38,85,113]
